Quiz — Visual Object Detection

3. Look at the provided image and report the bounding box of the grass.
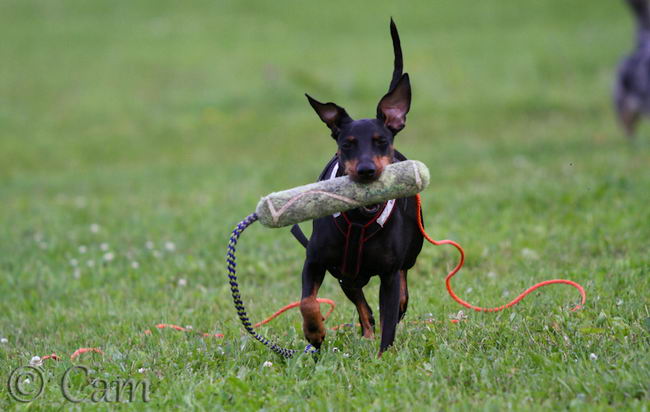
[1,0,649,410]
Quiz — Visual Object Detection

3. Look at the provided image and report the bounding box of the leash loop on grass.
[227,212,317,358]
[414,194,586,312]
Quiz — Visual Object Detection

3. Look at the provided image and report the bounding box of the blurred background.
[1,1,648,408]
[0,0,639,181]
[2,0,646,262]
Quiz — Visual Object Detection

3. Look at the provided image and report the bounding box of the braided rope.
[227,212,316,358]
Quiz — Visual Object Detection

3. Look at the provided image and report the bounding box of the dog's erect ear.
[306,94,353,139]
[387,18,403,93]
[377,73,411,134]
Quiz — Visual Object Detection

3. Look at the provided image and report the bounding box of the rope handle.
[226,213,312,358]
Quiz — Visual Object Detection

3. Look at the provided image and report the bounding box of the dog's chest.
[318,217,404,280]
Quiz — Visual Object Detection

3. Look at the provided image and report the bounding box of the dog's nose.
[357,164,376,180]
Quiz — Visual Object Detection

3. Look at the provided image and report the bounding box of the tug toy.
[226,160,586,358]
[256,160,430,228]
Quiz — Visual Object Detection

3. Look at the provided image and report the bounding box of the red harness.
[333,204,395,277]
[325,160,397,278]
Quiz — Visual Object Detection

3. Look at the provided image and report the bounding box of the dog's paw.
[303,324,326,349]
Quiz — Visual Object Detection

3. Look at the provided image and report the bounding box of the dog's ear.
[306,94,352,139]
[377,73,411,134]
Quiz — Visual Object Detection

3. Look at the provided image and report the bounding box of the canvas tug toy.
[256,160,429,228]
[226,160,586,358]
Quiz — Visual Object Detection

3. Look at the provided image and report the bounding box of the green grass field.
[1,0,649,410]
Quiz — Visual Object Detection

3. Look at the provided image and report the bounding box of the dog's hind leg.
[340,283,375,338]
[398,269,409,322]
[378,270,401,356]
[618,105,641,138]
[300,259,327,349]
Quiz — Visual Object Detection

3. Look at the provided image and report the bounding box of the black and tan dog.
[291,19,424,356]
[614,0,650,137]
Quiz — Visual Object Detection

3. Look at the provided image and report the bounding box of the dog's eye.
[374,138,388,147]
[340,141,353,150]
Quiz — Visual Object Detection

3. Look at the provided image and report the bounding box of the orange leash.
[252,298,336,328]
[414,193,586,312]
[39,299,336,362]
[39,194,585,361]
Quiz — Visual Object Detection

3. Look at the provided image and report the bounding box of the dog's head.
[306,19,411,183]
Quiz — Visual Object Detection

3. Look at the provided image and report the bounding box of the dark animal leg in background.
[618,106,640,138]
[340,283,376,338]
[378,270,401,356]
[300,260,327,349]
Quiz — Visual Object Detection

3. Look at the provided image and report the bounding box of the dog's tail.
[627,0,650,30]
[388,18,404,92]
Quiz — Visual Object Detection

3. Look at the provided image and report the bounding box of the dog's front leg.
[378,270,401,357]
[300,259,327,349]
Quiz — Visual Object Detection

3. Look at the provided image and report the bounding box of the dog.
[291,19,424,356]
[614,0,650,137]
